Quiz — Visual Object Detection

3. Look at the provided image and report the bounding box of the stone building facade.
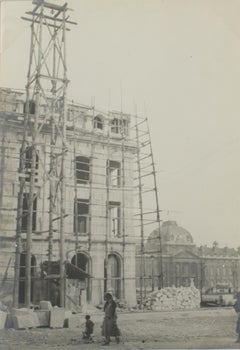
[0,88,137,307]
[136,221,240,294]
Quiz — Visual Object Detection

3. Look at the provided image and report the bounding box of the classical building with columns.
[136,220,240,294]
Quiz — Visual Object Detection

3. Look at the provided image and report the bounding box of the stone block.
[67,314,83,329]
[12,308,33,316]
[0,311,7,329]
[40,301,53,310]
[34,310,50,327]
[12,312,40,329]
[5,313,13,329]
[65,310,72,319]
[64,310,72,327]
[50,308,65,328]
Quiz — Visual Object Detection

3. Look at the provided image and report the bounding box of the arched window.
[71,252,89,272]
[94,115,103,130]
[107,254,121,299]
[71,252,91,301]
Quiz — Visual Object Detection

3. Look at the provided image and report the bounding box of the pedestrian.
[234,292,240,343]
[83,315,94,343]
[101,292,120,346]
[50,279,60,307]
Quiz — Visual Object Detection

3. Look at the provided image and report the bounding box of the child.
[83,315,94,343]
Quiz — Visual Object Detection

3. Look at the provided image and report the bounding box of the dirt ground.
[0,307,240,350]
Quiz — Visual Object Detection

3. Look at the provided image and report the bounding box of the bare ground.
[0,307,239,350]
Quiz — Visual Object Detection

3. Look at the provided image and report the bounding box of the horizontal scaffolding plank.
[21,16,71,31]
[32,0,67,12]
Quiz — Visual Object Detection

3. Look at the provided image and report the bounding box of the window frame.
[75,156,90,185]
[74,199,89,235]
[94,115,103,130]
[108,201,121,237]
[107,160,121,187]
[21,192,37,232]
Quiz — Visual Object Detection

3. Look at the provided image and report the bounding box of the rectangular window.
[111,118,128,135]
[107,160,121,187]
[21,193,37,232]
[20,146,39,183]
[108,201,121,237]
[24,100,35,115]
[76,156,90,184]
[74,199,89,234]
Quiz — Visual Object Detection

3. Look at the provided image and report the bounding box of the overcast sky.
[1,0,240,248]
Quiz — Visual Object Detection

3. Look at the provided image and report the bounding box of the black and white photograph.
[0,0,240,349]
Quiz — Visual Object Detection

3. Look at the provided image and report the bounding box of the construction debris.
[148,286,201,311]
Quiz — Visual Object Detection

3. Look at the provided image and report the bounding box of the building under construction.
[0,86,140,308]
[0,0,162,310]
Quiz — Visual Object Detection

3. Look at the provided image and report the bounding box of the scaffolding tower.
[13,0,76,307]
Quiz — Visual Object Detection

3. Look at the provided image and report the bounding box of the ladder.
[134,114,163,307]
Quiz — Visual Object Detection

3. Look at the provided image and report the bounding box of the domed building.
[146,220,194,249]
[136,221,240,294]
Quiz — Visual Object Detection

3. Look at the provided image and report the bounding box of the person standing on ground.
[101,292,120,346]
[234,292,240,343]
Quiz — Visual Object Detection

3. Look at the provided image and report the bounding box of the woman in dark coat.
[102,292,120,345]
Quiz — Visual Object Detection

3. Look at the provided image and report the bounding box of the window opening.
[20,146,39,182]
[107,160,121,187]
[74,199,89,234]
[21,193,37,232]
[23,100,35,115]
[75,156,90,184]
[108,201,121,237]
[94,115,103,130]
[111,118,128,135]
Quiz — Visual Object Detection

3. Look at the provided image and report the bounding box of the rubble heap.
[149,286,201,311]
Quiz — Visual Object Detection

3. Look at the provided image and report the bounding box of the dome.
[147,221,194,245]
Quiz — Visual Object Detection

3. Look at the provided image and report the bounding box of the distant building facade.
[136,221,240,294]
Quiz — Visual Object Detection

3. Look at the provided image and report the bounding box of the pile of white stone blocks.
[150,286,201,311]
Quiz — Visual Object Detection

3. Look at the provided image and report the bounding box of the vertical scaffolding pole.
[13,4,36,306]
[73,105,79,266]
[135,113,145,308]
[105,117,111,294]
[88,106,95,253]
[48,22,58,275]
[25,2,44,307]
[146,117,163,289]
[59,6,68,307]
[120,112,126,299]
[13,109,29,307]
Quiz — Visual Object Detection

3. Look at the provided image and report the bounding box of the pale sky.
[1,0,240,248]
